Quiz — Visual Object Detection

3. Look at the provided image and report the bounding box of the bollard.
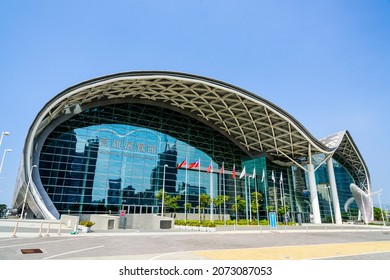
[12,221,19,237]
[45,222,51,237]
[57,222,62,236]
[38,222,43,237]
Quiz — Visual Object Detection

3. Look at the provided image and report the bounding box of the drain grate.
[20,249,43,254]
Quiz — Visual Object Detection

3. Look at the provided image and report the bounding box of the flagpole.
[219,163,223,221]
[253,168,259,226]
[272,171,277,223]
[198,159,201,223]
[233,164,238,227]
[209,161,214,222]
[248,176,252,222]
[280,172,287,226]
[262,169,269,226]
[185,157,188,222]
[223,164,226,226]
[244,174,248,224]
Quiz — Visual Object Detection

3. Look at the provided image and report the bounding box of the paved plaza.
[1,219,390,260]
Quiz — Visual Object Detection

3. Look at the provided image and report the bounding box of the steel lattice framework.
[15,71,370,219]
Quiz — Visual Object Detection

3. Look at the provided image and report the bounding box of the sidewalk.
[1,218,389,239]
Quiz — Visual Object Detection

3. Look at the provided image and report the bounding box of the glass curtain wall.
[39,103,252,217]
[314,157,356,223]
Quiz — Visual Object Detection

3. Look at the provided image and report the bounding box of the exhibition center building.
[12,71,371,224]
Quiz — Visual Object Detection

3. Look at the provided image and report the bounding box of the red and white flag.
[177,159,187,169]
[219,163,224,174]
[189,160,200,169]
[232,164,236,179]
[207,162,212,173]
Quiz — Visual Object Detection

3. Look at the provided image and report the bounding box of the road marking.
[149,251,185,260]
[0,237,88,249]
[43,245,104,259]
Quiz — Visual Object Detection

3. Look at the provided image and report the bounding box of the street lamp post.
[161,164,168,217]
[0,148,12,173]
[377,192,386,226]
[0,131,10,147]
[20,165,38,219]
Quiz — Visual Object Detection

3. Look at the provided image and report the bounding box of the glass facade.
[314,157,357,222]
[38,102,357,222]
[39,103,249,216]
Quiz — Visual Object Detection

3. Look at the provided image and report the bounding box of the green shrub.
[174,219,216,227]
[79,221,95,227]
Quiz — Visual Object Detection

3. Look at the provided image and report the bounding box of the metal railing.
[11,219,64,238]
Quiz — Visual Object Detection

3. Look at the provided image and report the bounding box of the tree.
[156,190,182,217]
[184,202,192,220]
[213,195,229,221]
[0,204,7,218]
[199,193,211,220]
[373,207,385,222]
[250,191,263,217]
[232,195,246,221]
[156,189,166,215]
[167,195,181,218]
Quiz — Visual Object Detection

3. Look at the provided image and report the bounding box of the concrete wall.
[90,215,119,230]
[125,214,173,230]
[60,214,173,230]
[60,214,80,230]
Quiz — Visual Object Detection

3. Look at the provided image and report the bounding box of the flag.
[251,167,256,179]
[219,163,224,174]
[189,160,200,169]
[261,169,265,182]
[232,164,236,179]
[177,159,187,169]
[271,170,275,182]
[207,162,212,173]
[239,166,246,179]
[279,172,283,183]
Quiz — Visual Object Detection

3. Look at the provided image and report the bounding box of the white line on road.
[43,245,104,259]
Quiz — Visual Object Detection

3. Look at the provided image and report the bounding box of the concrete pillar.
[326,157,342,224]
[308,163,321,224]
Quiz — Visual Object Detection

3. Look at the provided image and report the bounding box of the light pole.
[0,131,10,147]
[377,192,386,226]
[161,164,168,217]
[20,165,38,219]
[0,148,12,173]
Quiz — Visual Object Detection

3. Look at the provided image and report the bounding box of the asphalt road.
[1,222,390,260]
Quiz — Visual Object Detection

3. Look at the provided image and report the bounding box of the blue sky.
[0,0,389,208]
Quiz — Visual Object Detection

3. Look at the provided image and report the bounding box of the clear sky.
[0,0,389,209]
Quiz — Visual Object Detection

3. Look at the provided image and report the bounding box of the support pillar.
[308,163,321,224]
[326,157,342,224]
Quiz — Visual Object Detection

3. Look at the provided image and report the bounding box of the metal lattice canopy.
[27,71,370,190]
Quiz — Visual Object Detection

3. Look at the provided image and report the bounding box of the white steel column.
[326,157,342,224]
[308,163,321,224]
[308,145,321,224]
